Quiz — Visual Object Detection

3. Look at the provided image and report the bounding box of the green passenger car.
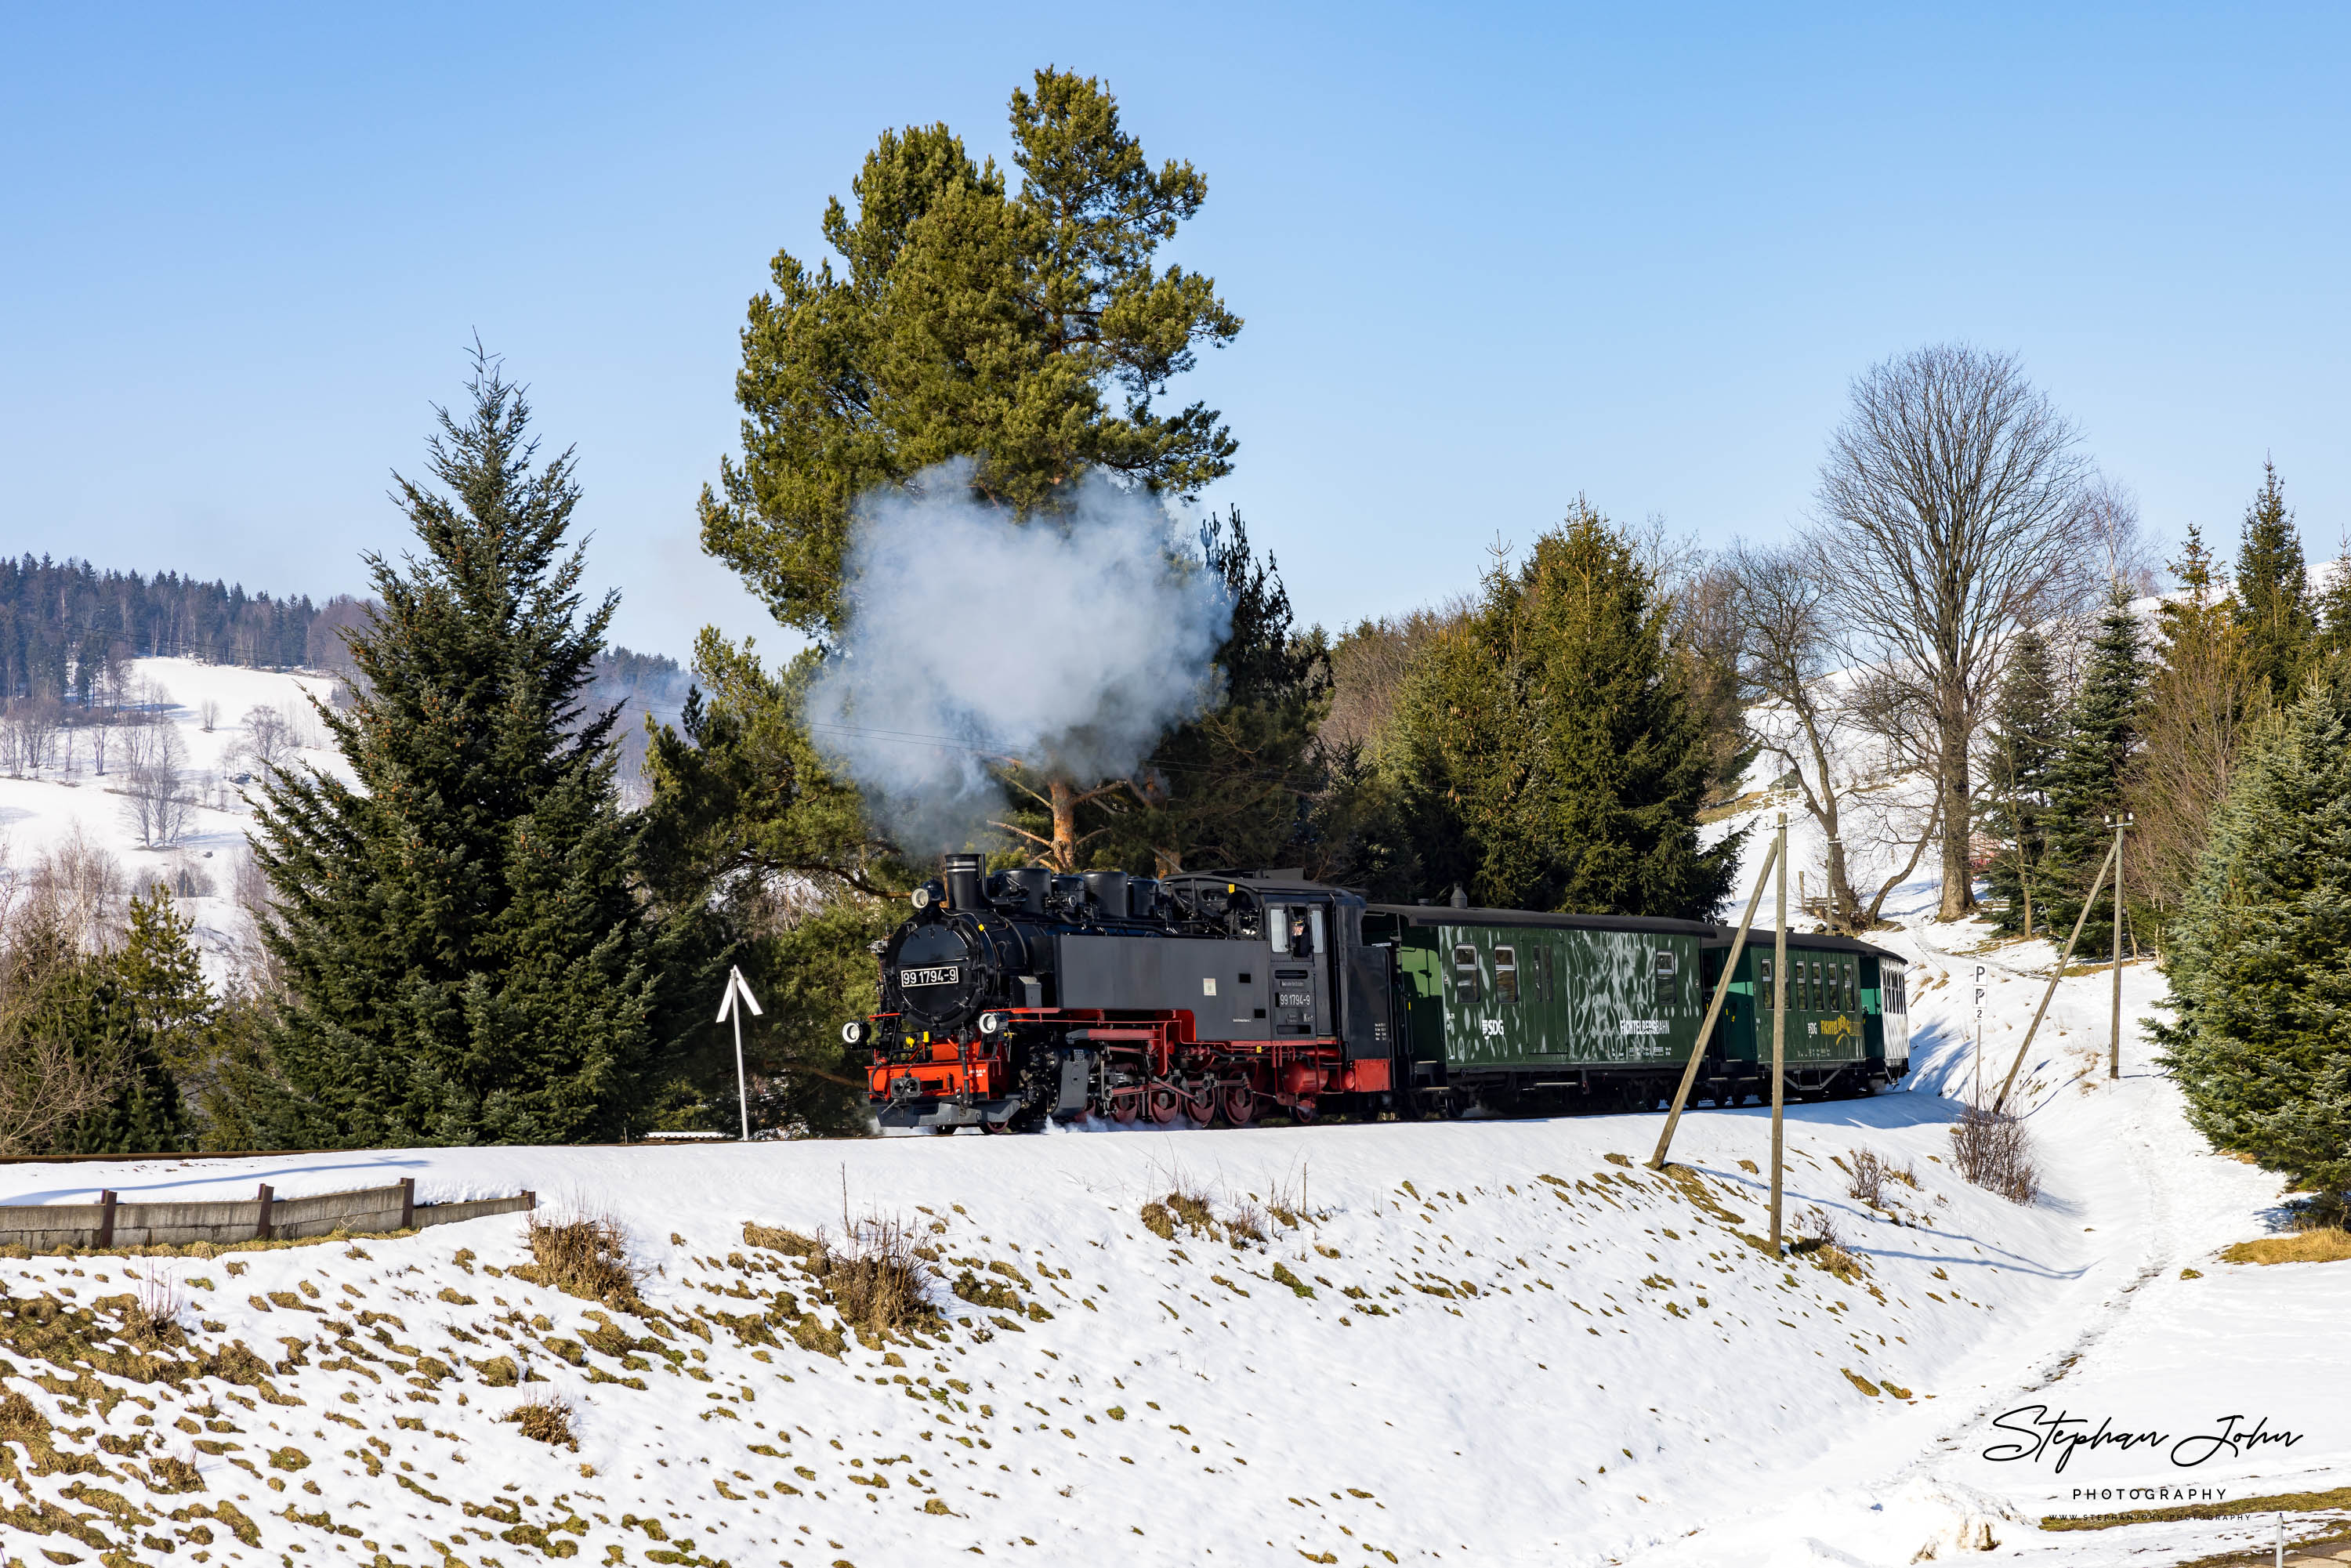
[1364,903,1911,1114]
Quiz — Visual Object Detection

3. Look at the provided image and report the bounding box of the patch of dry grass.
[1789,1207,1866,1281]
[743,1221,820,1257]
[1845,1149,1918,1208]
[2219,1227,2351,1266]
[122,1264,182,1348]
[502,1393,578,1450]
[513,1215,642,1309]
[813,1213,939,1339]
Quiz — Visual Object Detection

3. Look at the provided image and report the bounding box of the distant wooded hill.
[0,554,366,701]
[0,556,690,784]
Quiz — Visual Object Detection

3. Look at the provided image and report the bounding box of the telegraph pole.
[1770,812,1788,1255]
[2108,813,2130,1081]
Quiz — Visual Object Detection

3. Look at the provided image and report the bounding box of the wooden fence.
[0,1179,535,1253]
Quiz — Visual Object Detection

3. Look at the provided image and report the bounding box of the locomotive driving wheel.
[1110,1093,1140,1125]
[1147,1085,1183,1124]
[1183,1081,1219,1124]
[1219,1082,1255,1125]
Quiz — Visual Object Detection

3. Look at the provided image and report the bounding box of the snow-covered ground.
[0,657,346,981]
[0,731,2342,1563]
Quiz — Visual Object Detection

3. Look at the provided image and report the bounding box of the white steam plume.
[804,459,1233,853]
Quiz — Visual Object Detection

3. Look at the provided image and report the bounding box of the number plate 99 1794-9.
[900,965,960,987]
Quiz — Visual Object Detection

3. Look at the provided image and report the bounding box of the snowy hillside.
[5,708,2346,1563]
[2,814,2343,1566]
[0,657,346,983]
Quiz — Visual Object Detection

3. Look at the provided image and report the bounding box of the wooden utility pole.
[2109,813,2130,1081]
[1650,830,1781,1171]
[1993,835,2117,1112]
[1770,812,1788,1255]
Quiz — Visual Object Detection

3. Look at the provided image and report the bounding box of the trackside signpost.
[716,965,764,1143]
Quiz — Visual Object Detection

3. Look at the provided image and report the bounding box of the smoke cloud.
[804,460,1233,853]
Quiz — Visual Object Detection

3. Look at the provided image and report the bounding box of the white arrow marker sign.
[716,965,763,1143]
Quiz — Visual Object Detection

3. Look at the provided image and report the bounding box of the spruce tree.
[2315,534,2351,664]
[1981,628,2062,936]
[2235,460,2315,699]
[2127,526,2261,943]
[249,354,661,1147]
[0,888,197,1154]
[1386,502,1737,918]
[2041,581,2146,957]
[2157,665,2351,1207]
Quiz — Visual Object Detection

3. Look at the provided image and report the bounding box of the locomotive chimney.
[944,853,985,912]
[1081,870,1129,922]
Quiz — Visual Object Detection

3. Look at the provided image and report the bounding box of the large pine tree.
[1981,628,2063,936]
[249,355,661,1147]
[2040,581,2146,957]
[2235,460,2315,700]
[1386,502,1737,918]
[2157,663,2351,1208]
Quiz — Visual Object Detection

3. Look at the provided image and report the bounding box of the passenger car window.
[1452,943,1482,1003]
[1653,950,1677,1009]
[1494,946,1519,1003]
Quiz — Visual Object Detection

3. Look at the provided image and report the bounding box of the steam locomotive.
[846,854,1912,1132]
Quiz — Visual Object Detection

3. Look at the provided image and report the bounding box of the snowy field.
[2,680,2346,1564]
[0,656,347,983]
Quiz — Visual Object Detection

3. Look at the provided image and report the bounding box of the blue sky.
[5,4,2346,660]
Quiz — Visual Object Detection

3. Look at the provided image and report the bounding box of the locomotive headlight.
[842,1020,870,1046]
[978,1011,1009,1035]
[909,885,932,910]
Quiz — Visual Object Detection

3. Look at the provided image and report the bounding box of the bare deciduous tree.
[1734,541,1862,927]
[121,722,197,849]
[0,1024,122,1157]
[1733,541,1938,931]
[1815,344,2100,919]
[199,697,221,733]
[1320,599,1473,759]
[240,703,295,777]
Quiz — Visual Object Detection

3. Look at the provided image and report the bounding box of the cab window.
[1451,944,1482,1003]
[1494,946,1520,1003]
